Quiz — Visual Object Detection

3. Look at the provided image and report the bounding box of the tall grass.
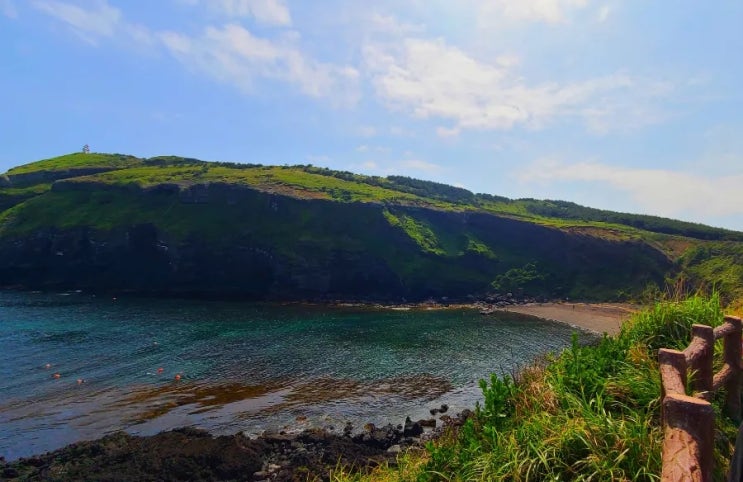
[333,294,740,481]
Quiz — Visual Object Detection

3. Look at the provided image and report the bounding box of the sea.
[0,290,592,460]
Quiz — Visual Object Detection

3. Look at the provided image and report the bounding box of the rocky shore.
[0,407,472,481]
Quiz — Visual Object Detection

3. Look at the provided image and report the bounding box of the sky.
[1,1,742,230]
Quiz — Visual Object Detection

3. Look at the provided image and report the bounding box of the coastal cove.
[0,291,599,461]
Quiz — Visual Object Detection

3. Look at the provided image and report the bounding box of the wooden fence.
[659,315,742,482]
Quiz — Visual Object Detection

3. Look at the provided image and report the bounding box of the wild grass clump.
[336,294,737,481]
[620,293,724,351]
[329,449,430,482]
[419,293,738,481]
[418,334,663,481]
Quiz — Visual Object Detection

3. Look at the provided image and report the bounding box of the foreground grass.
[334,295,740,481]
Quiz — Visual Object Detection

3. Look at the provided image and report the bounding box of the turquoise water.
[0,291,590,460]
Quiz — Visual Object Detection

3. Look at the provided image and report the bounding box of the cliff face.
[0,181,672,301]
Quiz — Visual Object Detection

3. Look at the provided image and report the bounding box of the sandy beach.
[496,302,638,335]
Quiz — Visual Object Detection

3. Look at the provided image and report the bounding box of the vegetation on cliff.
[0,152,741,301]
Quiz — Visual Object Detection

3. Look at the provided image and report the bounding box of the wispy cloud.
[472,0,590,24]
[516,158,743,221]
[1,0,17,19]
[180,0,292,26]
[350,158,444,177]
[32,0,121,44]
[32,1,355,103]
[399,159,444,174]
[365,37,674,133]
[436,126,460,138]
[32,0,153,45]
[356,144,389,153]
[368,12,424,35]
[597,5,611,23]
[356,126,378,138]
[159,24,360,104]
[354,125,416,138]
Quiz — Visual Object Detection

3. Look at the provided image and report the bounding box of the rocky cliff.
[0,164,675,300]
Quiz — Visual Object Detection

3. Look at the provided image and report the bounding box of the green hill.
[0,152,739,301]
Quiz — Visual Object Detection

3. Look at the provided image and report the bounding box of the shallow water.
[0,291,591,460]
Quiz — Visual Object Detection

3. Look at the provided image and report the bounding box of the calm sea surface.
[0,291,591,460]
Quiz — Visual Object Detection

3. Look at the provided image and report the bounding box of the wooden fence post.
[660,349,687,396]
[687,324,714,398]
[661,393,714,482]
[660,315,743,480]
[723,316,742,421]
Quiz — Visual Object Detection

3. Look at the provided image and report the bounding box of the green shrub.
[490,262,546,294]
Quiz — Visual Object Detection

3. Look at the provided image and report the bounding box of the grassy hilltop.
[0,152,741,301]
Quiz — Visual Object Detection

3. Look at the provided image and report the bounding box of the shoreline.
[319,300,638,336]
[492,302,637,335]
[0,411,470,481]
[5,288,639,335]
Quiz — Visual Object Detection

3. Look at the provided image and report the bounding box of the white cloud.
[495,55,520,68]
[123,23,154,45]
[436,126,460,138]
[399,159,444,174]
[356,144,389,153]
[1,0,18,18]
[186,0,292,26]
[32,0,121,44]
[389,126,413,137]
[160,31,190,54]
[159,23,360,104]
[365,37,672,133]
[32,0,154,46]
[369,12,424,35]
[580,92,672,135]
[474,0,590,24]
[35,3,357,105]
[356,124,414,139]
[597,5,610,22]
[356,126,378,137]
[516,159,743,221]
[351,159,444,177]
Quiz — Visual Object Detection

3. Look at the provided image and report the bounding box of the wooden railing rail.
[659,315,742,482]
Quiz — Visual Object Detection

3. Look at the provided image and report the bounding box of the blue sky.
[1,0,742,229]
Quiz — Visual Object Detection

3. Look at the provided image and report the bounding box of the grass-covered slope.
[4,152,141,176]
[0,152,739,300]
